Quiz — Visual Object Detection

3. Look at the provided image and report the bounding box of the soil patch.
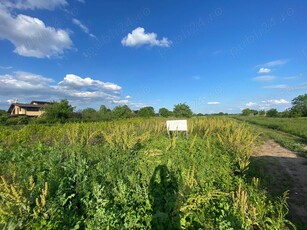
[254,140,307,227]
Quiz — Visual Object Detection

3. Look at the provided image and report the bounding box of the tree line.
[241,94,307,117]
[1,94,306,125]
[0,101,193,125]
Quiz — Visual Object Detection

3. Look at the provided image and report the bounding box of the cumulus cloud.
[121,27,171,47]
[2,0,67,10]
[207,101,221,105]
[125,95,131,99]
[0,5,72,58]
[72,18,96,38]
[0,71,56,99]
[252,75,276,82]
[0,72,126,109]
[258,68,271,74]
[58,74,121,92]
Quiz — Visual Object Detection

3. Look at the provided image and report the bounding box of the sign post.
[166,120,188,138]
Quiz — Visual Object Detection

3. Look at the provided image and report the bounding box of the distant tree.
[196,113,204,116]
[280,109,291,118]
[217,112,228,116]
[258,110,266,116]
[0,109,8,124]
[251,109,258,115]
[82,108,98,122]
[43,99,74,123]
[159,108,172,117]
[173,103,193,118]
[290,94,307,117]
[112,105,132,119]
[98,105,112,121]
[242,108,251,116]
[266,108,278,117]
[242,108,257,116]
[139,106,155,118]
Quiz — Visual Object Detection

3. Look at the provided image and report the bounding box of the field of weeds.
[0,118,294,229]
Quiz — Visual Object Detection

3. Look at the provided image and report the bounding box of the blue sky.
[0,0,307,113]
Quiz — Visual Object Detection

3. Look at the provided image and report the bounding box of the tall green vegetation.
[138,106,155,117]
[159,108,172,117]
[291,94,307,117]
[0,118,293,229]
[43,99,74,123]
[173,103,193,118]
[111,105,133,119]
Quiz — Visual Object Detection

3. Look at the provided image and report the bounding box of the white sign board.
[166,120,188,131]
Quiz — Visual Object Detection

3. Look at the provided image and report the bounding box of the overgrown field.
[0,118,293,229]
[235,116,307,140]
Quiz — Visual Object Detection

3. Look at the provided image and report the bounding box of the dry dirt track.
[254,140,307,226]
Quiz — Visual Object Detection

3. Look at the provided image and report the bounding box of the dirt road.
[254,140,307,226]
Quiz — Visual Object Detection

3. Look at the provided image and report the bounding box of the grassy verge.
[233,116,307,157]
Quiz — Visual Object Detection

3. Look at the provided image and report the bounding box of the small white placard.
[166,120,188,131]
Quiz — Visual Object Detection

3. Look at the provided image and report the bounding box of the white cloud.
[258,68,271,74]
[252,75,276,82]
[0,72,127,109]
[121,27,171,47]
[262,99,289,105]
[72,18,95,38]
[0,71,56,100]
[207,101,221,105]
[112,99,130,105]
[0,5,72,58]
[2,0,67,10]
[245,102,257,107]
[261,59,289,67]
[111,99,146,110]
[262,84,288,89]
[125,95,131,99]
[58,74,121,92]
[242,99,289,111]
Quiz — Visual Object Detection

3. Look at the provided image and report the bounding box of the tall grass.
[0,117,293,229]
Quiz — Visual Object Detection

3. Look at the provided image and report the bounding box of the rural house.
[7,101,51,117]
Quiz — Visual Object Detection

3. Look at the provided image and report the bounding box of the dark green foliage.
[258,110,266,116]
[173,103,192,118]
[82,108,99,122]
[241,108,258,116]
[291,94,307,117]
[112,105,132,119]
[0,110,8,125]
[139,106,155,118]
[266,108,278,117]
[159,108,172,117]
[43,99,74,123]
[98,105,112,121]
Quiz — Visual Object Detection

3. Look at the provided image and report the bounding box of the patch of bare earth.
[254,140,307,226]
